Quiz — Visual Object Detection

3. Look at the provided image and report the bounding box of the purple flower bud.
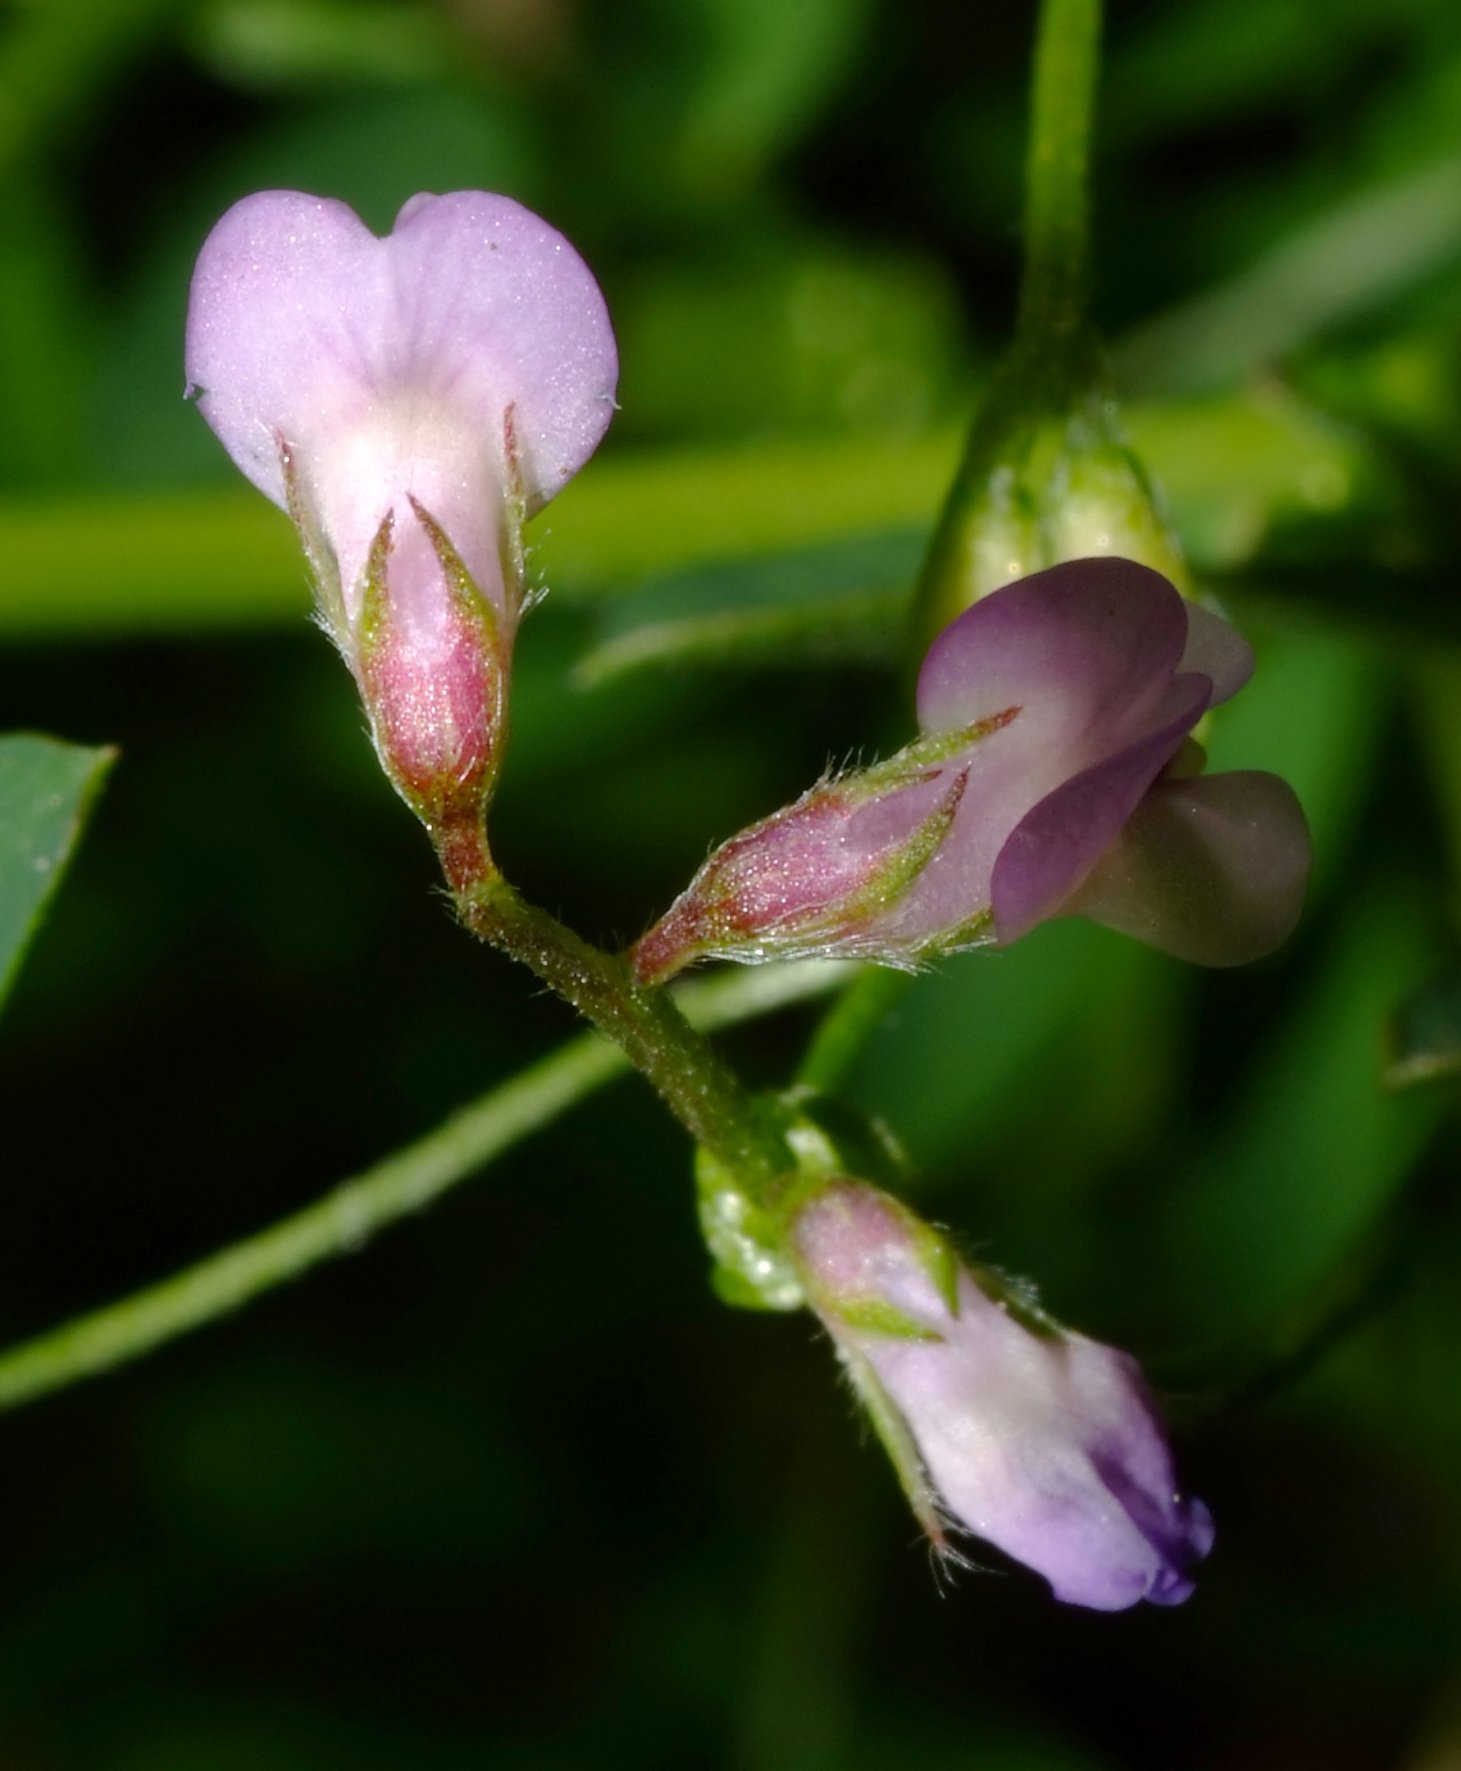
[186,190,617,827]
[633,557,1310,980]
[791,1181,1214,1610]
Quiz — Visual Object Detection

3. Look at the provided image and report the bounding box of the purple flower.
[186,190,617,824]
[791,1180,1213,1610]
[633,557,1310,981]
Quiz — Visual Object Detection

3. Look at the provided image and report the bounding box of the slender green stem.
[910,0,1104,653]
[444,832,796,1197]
[1016,0,1102,361]
[797,967,913,1094]
[803,0,1108,1074]
[0,961,849,1415]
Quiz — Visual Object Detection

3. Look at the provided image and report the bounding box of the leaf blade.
[0,732,115,1022]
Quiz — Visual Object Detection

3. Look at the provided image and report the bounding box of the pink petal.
[187,192,386,511]
[185,190,617,610]
[1062,771,1311,965]
[382,192,619,511]
[916,557,1192,750]
[1179,602,1254,706]
[989,676,1212,944]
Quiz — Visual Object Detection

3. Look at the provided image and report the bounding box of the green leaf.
[0,733,115,1022]
[1115,152,1461,395]
[1385,966,1461,1091]
[1160,886,1442,1350]
[0,392,1405,643]
[577,584,906,685]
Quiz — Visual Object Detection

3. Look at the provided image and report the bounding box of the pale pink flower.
[187,189,617,823]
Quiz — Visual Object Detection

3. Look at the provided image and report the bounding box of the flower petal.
[382,191,618,511]
[186,191,386,510]
[1063,770,1311,965]
[185,189,618,606]
[1179,602,1254,706]
[990,675,1211,945]
[916,557,1192,749]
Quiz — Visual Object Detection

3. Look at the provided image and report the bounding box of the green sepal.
[968,1262,1063,1339]
[695,1145,804,1312]
[911,904,996,963]
[833,1298,944,1342]
[709,1265,787,1311]
[837,1344,946,1548]
[777,1085,910,1196]
[279,434,347,643]
[498,403,529,613]
[849,706,1021,800]
[408,495,502,650]
[908,1216,962,1317]
[353,510,397,658]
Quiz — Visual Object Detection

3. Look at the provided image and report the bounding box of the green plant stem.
[1017,0,1102,363]
[0,960,848,1415]
[797,0,1107,1085]
[797,967,912,1094]
[910,0,1104,652]
[444,833,795,1197]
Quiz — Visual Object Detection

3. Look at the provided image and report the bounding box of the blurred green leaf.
[576,586,902,685]
[836,922,1182,1229]
[1412,653,1461,881]
[189,0,453,90]
[576,531,919,684]
[671,0,869,199]
[577,0,869,215]
[0,389,1404,641]
[0,0,182,174]
[614,240,966,443]
[0,732,114,1023]
[0,186,89,486]
[1115,152,1461,395]
[1128,389,1399,579]
[1162,889,1441,1350]
[1386,965,1461,1089]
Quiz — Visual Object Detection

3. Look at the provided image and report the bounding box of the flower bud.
[790,1180,1214,1610]
[912,390,1190,653]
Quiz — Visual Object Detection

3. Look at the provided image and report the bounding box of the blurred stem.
[444,826,795,1199]
[910,0,1103,652]
[797,967,912,1093]
[735,1380,873,1771]
[0,962,846,1414]
[797,0,1108,1107]
[1017,0,1101,363]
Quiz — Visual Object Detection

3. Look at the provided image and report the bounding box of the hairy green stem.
[0,961,848,1414]
[442,829,795,1197]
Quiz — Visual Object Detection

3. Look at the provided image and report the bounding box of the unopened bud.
[790,1179,1214,1610]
